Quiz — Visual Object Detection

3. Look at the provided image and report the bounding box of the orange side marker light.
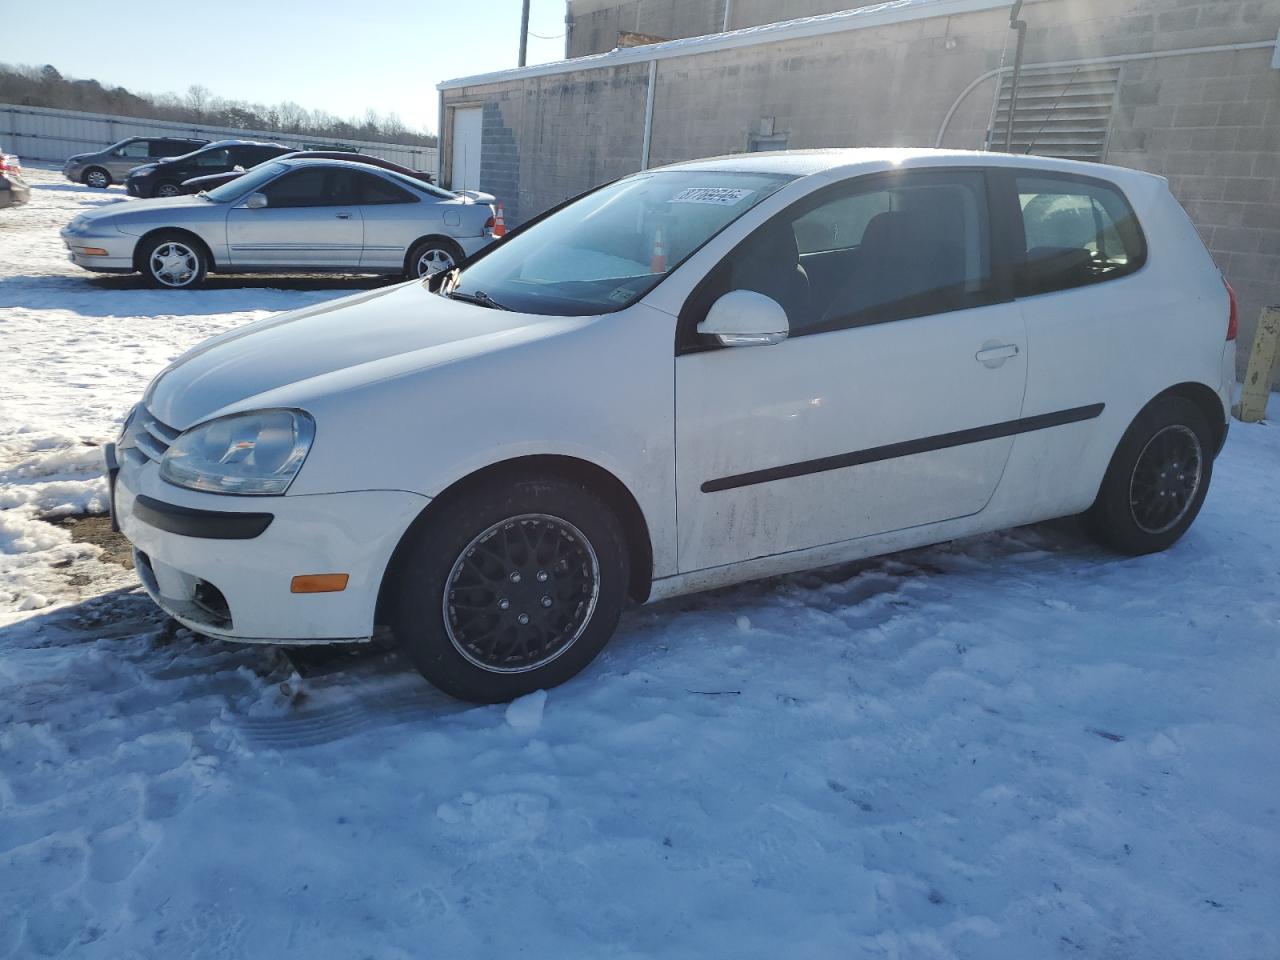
[290,574,350,594]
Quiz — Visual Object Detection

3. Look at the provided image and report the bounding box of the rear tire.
[139,232,208,289]
[407,238,463,279]
[1084,396,1213,555]
[82,167,111,189]
[388,474,629,703]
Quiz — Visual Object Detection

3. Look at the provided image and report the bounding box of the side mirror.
[243,192,268,210]
[696,290,789,347]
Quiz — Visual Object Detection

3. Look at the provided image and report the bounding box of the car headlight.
[159,409,315,496]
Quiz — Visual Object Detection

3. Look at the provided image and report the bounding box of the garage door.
[450,107,483,193]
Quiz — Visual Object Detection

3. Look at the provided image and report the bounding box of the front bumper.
[111,445,429,643]
[60,225,136,272]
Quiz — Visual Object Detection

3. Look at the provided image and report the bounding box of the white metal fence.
[0,103,438,173]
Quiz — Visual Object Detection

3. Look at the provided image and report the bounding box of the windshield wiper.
[196,190,211,201]
[446,289,509,311]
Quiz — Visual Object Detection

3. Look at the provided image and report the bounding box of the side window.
[354,171,416,204]
[687,170,994,341]
[1015,174,1146,297]
[261,169,359,207]
[193,149,230,168]
[244,146,285,165]
[151,141,188,157]
[116,140,150,158]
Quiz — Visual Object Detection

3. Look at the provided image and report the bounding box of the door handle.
[335,212,352,219]
[975,343,1020,368]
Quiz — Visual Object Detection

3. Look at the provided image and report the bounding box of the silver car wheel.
[416,247,456,277]
[155,183,181,198]
[84,169,109,189]
[149,242,200,288]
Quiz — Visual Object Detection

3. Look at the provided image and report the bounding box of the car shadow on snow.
[5,516,1107,747]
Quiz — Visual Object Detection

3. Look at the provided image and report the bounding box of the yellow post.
[1236,305,1280,423]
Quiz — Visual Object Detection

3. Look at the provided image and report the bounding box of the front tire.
[153,180,182,199]
[82,167,111,189]
[408,238,463,279]
[1084,396,1214,555]
[140,232,208,289]
[388,474,629,703]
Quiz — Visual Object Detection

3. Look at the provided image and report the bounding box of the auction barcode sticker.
[669,187,754,205]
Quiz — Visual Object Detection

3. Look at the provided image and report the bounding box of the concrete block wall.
[567,0,905,58]
[446,63,650,227]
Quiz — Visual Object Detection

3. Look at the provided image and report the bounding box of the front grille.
[124,406,180,463]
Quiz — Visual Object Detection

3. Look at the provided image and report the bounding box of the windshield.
[205,162,287,201]
[451,170,794,316]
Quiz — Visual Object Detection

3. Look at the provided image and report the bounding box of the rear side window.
[1015,174,1146,297]
[353,171,416,204]
[151,140,191,157]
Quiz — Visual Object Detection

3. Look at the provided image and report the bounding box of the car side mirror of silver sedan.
[243,192,268,210]
[697,290,789,347]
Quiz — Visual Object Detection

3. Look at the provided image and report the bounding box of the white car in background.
[61,157,496,287]
[106,148,1235,703]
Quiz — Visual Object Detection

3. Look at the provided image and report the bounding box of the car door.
[225,167,364,268]
[349,170,423,270]
[673,168,1028,573]
[108,138,152,179]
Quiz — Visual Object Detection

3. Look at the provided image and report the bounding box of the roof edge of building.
[438,0,1048,91]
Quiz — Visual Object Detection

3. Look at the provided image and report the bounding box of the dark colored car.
[126,140,290,198]
[63,137,209,188]
[1,152,31,208]
[178,151,437,194]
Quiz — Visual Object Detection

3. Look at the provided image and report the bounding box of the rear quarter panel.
[989,171,1230,526]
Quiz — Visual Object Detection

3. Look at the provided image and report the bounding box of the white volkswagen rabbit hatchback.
[108,149,1236,702]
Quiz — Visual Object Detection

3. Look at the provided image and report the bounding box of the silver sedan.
[60,158,496,288]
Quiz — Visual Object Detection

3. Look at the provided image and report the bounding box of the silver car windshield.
[451,171,794,316]
[205,162,288,202]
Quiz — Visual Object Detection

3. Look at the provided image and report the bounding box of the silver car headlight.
[159,409,315,496]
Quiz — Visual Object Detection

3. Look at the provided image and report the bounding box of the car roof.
[200,138,283,149]
[654,147,1165,186]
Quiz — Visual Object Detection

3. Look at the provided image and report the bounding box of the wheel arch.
[82,165,112,186]
[132,227,216,273]
[1151,381,1228,454]
[375,454,655,630]
[403,234,464,276]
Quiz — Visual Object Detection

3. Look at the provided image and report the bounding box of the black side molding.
[133,494,274,540]
[702,403,1106,493]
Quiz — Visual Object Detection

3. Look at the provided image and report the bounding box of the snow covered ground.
[2,166,1279,959]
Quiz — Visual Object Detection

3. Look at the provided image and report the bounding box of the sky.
[0,0,570,135]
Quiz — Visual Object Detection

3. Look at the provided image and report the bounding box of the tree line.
[0,63,437,148]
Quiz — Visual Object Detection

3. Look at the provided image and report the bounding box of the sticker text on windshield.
[669,187,755,205]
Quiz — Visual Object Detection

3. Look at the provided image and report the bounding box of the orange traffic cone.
[650,227,666,273]
[492,203,507,238]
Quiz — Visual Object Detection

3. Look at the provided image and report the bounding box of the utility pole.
[519,0,532,67]
[1004,0,1027,152]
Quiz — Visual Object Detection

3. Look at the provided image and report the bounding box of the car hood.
[145,281,585,429]
[70,193,214,226]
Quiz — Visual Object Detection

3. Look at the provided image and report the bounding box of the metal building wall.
[0,103,438,173]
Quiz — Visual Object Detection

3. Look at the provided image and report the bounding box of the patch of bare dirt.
[47,513,134,569]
